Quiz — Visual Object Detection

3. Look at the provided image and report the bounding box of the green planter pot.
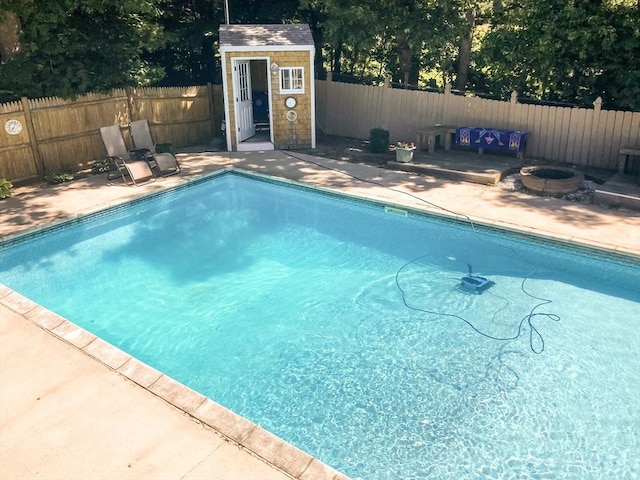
[395,147,416,163]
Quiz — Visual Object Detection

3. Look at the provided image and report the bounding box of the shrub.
[369,128,390,153]
[91,158,114,174]
[0,178,13,199]
[44,172,74,184]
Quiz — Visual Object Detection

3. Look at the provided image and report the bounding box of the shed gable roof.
[219,24,314,48]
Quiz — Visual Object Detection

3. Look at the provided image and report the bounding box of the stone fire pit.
[519,166,585,195]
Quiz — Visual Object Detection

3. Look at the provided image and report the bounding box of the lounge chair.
[99,125,156,186]
[129,120,181,176]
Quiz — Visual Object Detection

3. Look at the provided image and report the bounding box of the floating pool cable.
[395,254,560,354]
[280,150,561,353]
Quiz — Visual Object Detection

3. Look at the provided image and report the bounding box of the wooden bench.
[618,146,640,175]
[416,125,457,154]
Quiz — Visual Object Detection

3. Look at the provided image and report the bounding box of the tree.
[0,10,20,64]
[475,0,640,109]
[454,6,476,90]
[0,0,167,102]
[147,0,302,86]
[144,0,222,86]
[300,0,384,80]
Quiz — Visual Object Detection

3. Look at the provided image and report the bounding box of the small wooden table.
[618,146,640,175]
[416,125,456,154]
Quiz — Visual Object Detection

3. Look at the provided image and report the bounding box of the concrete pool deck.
[1,149,639,479]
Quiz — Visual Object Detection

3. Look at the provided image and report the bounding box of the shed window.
[280,67,304,94]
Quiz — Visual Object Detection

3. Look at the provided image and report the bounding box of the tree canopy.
[0,0,166,100]
[1,0,638,110]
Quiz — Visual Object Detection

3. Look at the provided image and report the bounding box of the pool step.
[593,173,640,211]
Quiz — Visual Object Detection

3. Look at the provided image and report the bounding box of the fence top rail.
[0,101,23,114]
[23,90,128,110]
[133,85,210,98]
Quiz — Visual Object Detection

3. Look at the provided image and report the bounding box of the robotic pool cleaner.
[460,263,494,293]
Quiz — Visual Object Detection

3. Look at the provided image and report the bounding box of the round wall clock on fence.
[5,119,22,135]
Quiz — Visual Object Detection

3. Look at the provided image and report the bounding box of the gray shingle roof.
[219,24,314,47]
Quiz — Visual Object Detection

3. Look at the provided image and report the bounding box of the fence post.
[587,97,602,167]
[207,82,218,138]
[326,72,332,82]
[20,96,45,177]
[384,77,390,88]
[125,86,136,122]
[509,90,518,129]
[442,83,452,125]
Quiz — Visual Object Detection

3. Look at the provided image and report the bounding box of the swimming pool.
[1,171,639,479]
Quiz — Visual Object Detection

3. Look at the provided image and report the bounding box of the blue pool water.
[1,172,639,479]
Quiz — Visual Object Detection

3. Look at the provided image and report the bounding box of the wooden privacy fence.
[2,80,639,182]
[0,84,224,183]
[315,80,640,171]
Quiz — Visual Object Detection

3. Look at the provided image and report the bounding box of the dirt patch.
[299,134,395,166]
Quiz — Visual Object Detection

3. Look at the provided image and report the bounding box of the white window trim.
[279,67,305,94]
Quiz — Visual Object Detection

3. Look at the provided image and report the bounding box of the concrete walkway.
[1,149,639,480]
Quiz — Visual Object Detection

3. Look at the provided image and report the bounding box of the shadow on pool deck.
[299,134,640,210]
[1,147,639,480]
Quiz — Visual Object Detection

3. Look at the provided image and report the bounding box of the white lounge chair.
[129,120,181,177]
[99,125,156,186]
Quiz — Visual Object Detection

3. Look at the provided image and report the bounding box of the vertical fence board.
[359,85,372,140]
[623,112,640,147]
[417,91,428,127]
[525,104,537,156]
[556,107,572,162]
[540,106,556,158]
[538,106,552,159]
[607,111,627,170]
[353,85,373,138]
[327,83,340,134]
[537,105,549,158]
[617,111,634,151]
[564,108,583,165]
[577,108,592,166]
[600,110,618,170]
[588,111,605,168]
[367,86,381,132]
[546,107,562,162]
[490,99,505,128]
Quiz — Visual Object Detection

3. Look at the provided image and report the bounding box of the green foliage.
[44,172,74,184]
[91,158,114,175]
[1,0,638,110]
[0,0,167,102]
[369,128,389,153]
[0,178,13,199]
[474,0,640,110]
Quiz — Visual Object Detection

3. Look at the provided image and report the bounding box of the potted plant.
[395,141,416,163]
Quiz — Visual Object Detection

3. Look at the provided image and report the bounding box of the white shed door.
[234,60,255,142]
